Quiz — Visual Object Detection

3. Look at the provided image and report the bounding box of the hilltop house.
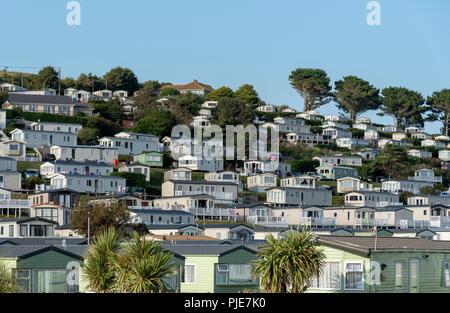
[40,161,113,178]
[11,129,77,148]
[422,139,446,148]
[129,209,195,226]
[93,89,113,100]
[262,117,310,134]
[49,145,118,165]
[162,180,238,204]
[408,149,432,159]
[133,151,164,167]
[344,191,401,207]
[280,175,316,189]
[164,168,192,181]
[30,122,82,134]
[266,187,332,207]
[313,154,363,166]
[309,235,450,293]
[336,138,369,150]
[118,162,151,182]
[242,159,291,177]
[322,127,352,140]
[0,139,27,160]
[407,195,450,206]
[28,189,80,208]
[247,173,278,192]
[439,150,450,161]
[160,80,214,97]
[256,105,276,112]
[50,173,126,194]
[3,94,76,116]
[178,155,224,172]
[0,217,57,238]
[162,243,259,293]
[382,179,434,194]
[99,132,162,155]
[30,203,72,226]
[337,177,373,194]
[316,165,358,180]
[408,168,442,184]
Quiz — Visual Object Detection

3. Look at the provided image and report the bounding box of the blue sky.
[1,0,449,133]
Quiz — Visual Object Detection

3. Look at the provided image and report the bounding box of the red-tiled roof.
[161,80,214,92]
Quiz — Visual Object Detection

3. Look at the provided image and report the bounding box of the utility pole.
[87,211,91,245]
[58,67,62,96]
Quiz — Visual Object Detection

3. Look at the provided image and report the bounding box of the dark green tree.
[103,67,139,95]
[205,86,234,101]
[36,66,59,90]
[159,87,180,97]
[235,84,259,105]
[141,80,162,93]
[334,76,381,122]
[133,108,176,137]
[380,87,426,128]
[0,91,8,105]
[215,97,253,126]
[77,127,100,145]
[289,68,333,112]
[71,200,130,238]
[426,89,450,136]
[375,144,409,179]
[111,172,147,189]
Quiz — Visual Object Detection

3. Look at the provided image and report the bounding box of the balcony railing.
[355,218,388,227]
[396,220,431,229]
[247,216,289,226]
[408,176,443,183]
[174,190,235,200]
[301,217,336,227]
[0,199,31,209]
[187,207,237,217]
[430,216,450,228]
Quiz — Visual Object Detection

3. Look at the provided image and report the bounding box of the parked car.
[44,154,56,161]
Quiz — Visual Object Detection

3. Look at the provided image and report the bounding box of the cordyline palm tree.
[251,226,325,293]
[82,227,123,293]
[0,261,20,293]
[113,232,175,293]
[82,228,175,293]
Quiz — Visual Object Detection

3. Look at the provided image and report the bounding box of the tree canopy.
[251,227,325,293]
[103,67,139,95]
[133,108,176,137]
[159,87,180,97]
[77,127,100,145]
[205,86,234,101]
[36,66,59,90]
[426,89,450,136]
[235,84,259,105]
[380,87,426,128]
[71,200,130,238]
[334,76,381,122]
[214,97,253,126]
[0,91,8,105]
[289,68,333,112]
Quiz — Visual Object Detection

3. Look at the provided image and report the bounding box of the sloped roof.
[7,94,75,105]
[318,235,450,256]
[0,245,86,260]
[161,80,214,92]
